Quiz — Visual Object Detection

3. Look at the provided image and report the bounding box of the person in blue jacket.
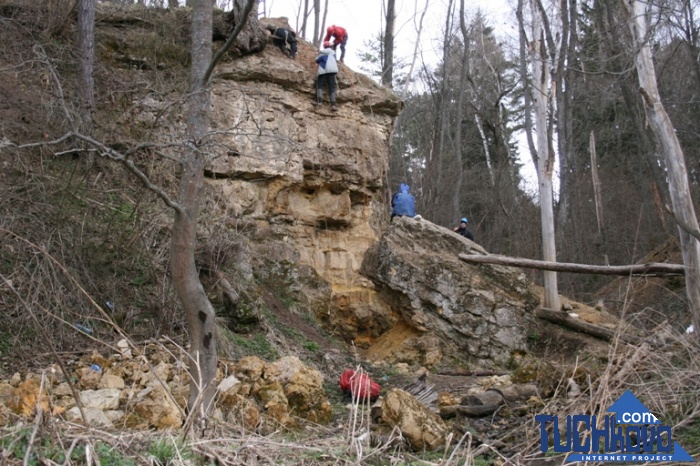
[391,183,416,220]
[314,41,339,111]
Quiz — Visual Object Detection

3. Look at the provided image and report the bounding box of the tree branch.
[665,203,700,243]
[33,45,76,129]
[9,132,184,214]
[458,253,685,276]
[203,0,257,86]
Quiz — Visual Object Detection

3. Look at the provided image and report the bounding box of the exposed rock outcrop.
[202,35,401,348]
[362,217,540,368]
[126,18,542,369]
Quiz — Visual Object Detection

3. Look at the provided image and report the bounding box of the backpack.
[339,369,381,400]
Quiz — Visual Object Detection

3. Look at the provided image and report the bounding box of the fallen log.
[436,370,509,377]
[535,307,636,343]
[441,403,502,418]
[458,254,685,276]
[441,384,539,419]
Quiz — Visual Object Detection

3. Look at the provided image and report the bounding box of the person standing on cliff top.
[323,25,348,63]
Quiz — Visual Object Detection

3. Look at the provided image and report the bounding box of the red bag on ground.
[339,369,381,400]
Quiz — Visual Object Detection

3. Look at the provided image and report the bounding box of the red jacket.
[324,25,348,43]
[339,369,380,400]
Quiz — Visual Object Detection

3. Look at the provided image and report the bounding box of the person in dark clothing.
[454,217,474,240]
[391,183,416,220]
[266,24,297,59]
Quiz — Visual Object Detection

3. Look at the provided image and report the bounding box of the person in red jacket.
[324,25,348,63]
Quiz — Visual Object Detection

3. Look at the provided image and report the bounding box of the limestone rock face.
[198,43,400,345]
[362,217,540,368]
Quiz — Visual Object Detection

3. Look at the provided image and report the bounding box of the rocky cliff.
[362,217,540,368]
[207,30,545,369]
[125,18,545,370]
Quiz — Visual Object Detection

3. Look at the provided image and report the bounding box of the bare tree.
[173,0,218,419]
[623,0,700,334]
[382,0,396,87]
[551,0,577,234]
[517,0,560,311]
[319,0,329,45]
[77,0,95,127]
[166,0,259,418]
[313,0,320,46]
[423,0,456,226]
[401,0,429,95]
[450,0,469,217]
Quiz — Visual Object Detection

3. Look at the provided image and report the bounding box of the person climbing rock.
[314,41,339,111]
[266,24,297,59]
[323,25,348,63]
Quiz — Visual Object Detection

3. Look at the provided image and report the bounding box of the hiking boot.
[331,104,338,112]
[312,101,322,106]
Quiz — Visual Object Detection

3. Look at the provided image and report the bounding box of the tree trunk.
[300,0,309,38]
[474,114,494,186]
[319,0,328,47]
[589,131,604,236]
[450,0,469,220]
[313,0,320,46]
[535,307,636,342]
[424,0,455,226]
[527,0,560,311]
[623,0,700,334]
[382,0,396,87]
[168,0,179,8]
[401,0,429,95]
[173,0,218,419]
[77,0,95,128]
[553,0,577,234]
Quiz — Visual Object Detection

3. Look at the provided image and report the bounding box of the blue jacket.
[391,183,416,217]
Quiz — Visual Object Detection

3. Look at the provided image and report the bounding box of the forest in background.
[372,0,700,306]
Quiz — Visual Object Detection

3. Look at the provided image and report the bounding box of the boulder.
[132,385,183,430]
[66,407,113,428]
[362,217,540,368]
[264,356,331,424]
[79,389,120,410]
[381,388,447,451]
[7,379,51,416]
